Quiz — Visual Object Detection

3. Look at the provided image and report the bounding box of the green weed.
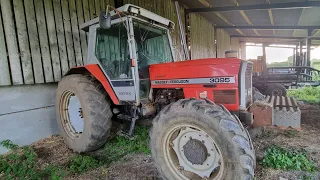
[287,86,320,104]
[0,126,151,179]
[102,126,151,164]
[262,145,317,173]
[283,130,299,138]
[68,155,101,173]
[0,140,66,180]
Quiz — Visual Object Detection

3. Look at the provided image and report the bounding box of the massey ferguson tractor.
[56,4,256,179]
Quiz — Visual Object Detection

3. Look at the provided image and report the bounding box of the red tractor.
[56,4,255,179]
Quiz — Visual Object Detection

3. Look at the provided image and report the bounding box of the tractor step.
[266,96,301,129]
[117,110,138,137]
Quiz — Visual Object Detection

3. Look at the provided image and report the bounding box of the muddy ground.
[31,104,320,180]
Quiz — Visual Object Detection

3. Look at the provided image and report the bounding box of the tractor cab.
[80,4,175,106]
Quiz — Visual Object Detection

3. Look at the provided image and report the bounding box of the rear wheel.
[150,99,255,180]
[265,83,287,96]
[56,74,112,152]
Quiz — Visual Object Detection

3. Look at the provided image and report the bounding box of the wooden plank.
[100,0,105,11]
[44,0,62,81]
[61,0,76,68]
[13,0,34,84]
[82,0,90,22]
[34,0,54,83]
[1,0,23,85]
[76,0,88,63]
[0,7,11,85]
[89,0,96,19]
[95,0,100,17]
[53,0,69,75]
[24,0,44,83]
[69,0,83,66]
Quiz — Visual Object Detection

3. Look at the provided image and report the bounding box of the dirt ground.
[31,104,320,180]
[254,104,320,180]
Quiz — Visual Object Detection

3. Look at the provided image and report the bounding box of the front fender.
[65,64,120,105]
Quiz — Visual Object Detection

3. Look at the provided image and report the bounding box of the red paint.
[69,64,120,105]
[150,58,242,111]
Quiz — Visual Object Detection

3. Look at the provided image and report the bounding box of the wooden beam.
[215,26,320,29]
[69,0,84,66]
[76,0,88,63]
[0,5,11,85]
[186,1,320,12]
[13,0,34,84]
[34,0,54,83]
[228,0,259,36]
[1,0,23,85]
[197,0,245,36]
[44,0,62,81]
[53,0,69,75]
[61,0,76,68]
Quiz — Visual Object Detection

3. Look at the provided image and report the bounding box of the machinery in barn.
[55,4,299,179]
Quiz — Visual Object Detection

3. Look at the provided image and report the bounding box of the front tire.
[56,74,112,152]
[150,99,255,180]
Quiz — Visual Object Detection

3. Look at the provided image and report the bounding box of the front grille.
[245,63,253,105]
[213,90,236,104]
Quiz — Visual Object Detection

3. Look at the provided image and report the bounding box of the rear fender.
[65,64,120,105]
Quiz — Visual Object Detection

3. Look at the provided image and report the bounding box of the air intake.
[213,90,236,104]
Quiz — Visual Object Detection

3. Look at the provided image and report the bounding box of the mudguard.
[65,64,120,105]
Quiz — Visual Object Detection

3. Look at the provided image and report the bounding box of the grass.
[0,140,66,180]
[101,126,151,164]
[0,126,151,179]
[287,86,320,104]
[262,145,317,173]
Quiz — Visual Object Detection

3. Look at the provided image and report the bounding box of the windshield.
[133,21,173,79]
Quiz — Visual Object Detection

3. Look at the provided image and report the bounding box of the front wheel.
[150,99,255,180]
[56,74,112,152]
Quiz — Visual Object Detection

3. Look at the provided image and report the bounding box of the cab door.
[88,20,136,103]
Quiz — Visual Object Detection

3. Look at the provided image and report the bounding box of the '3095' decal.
[151,77,235,85]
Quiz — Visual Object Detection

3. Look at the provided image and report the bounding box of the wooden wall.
[216,29,231,58]
[189,13,215,59]
[230,38,240,57]
[0,0,114,86]
[0,0,235,87]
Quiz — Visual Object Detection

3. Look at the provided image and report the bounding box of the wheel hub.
[183,139,207,165]
[172,127,221,178]
[66,94,84,134]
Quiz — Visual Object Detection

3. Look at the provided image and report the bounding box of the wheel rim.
[59,91,84,139]
[163,124,224,180]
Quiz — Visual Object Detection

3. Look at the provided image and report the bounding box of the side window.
[95,23,131,79]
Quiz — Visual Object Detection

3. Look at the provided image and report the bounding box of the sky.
[246,46,320,63]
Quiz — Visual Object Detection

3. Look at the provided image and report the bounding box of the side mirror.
[99,10,111,29]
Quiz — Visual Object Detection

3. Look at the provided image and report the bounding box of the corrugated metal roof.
[180,0,320,45]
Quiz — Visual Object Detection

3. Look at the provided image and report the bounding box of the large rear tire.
[265,83,287,96]
[56,74,112,152]
[150,98,255,180]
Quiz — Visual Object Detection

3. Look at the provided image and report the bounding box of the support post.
[240,42,246,60]
[306,29,312,67]
[262,43,267,78]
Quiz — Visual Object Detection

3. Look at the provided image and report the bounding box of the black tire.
[150,98,255,180]
[56,74,112,152]
[265,83,287,96]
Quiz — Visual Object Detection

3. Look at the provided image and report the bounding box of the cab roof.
[80,4,174,32]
